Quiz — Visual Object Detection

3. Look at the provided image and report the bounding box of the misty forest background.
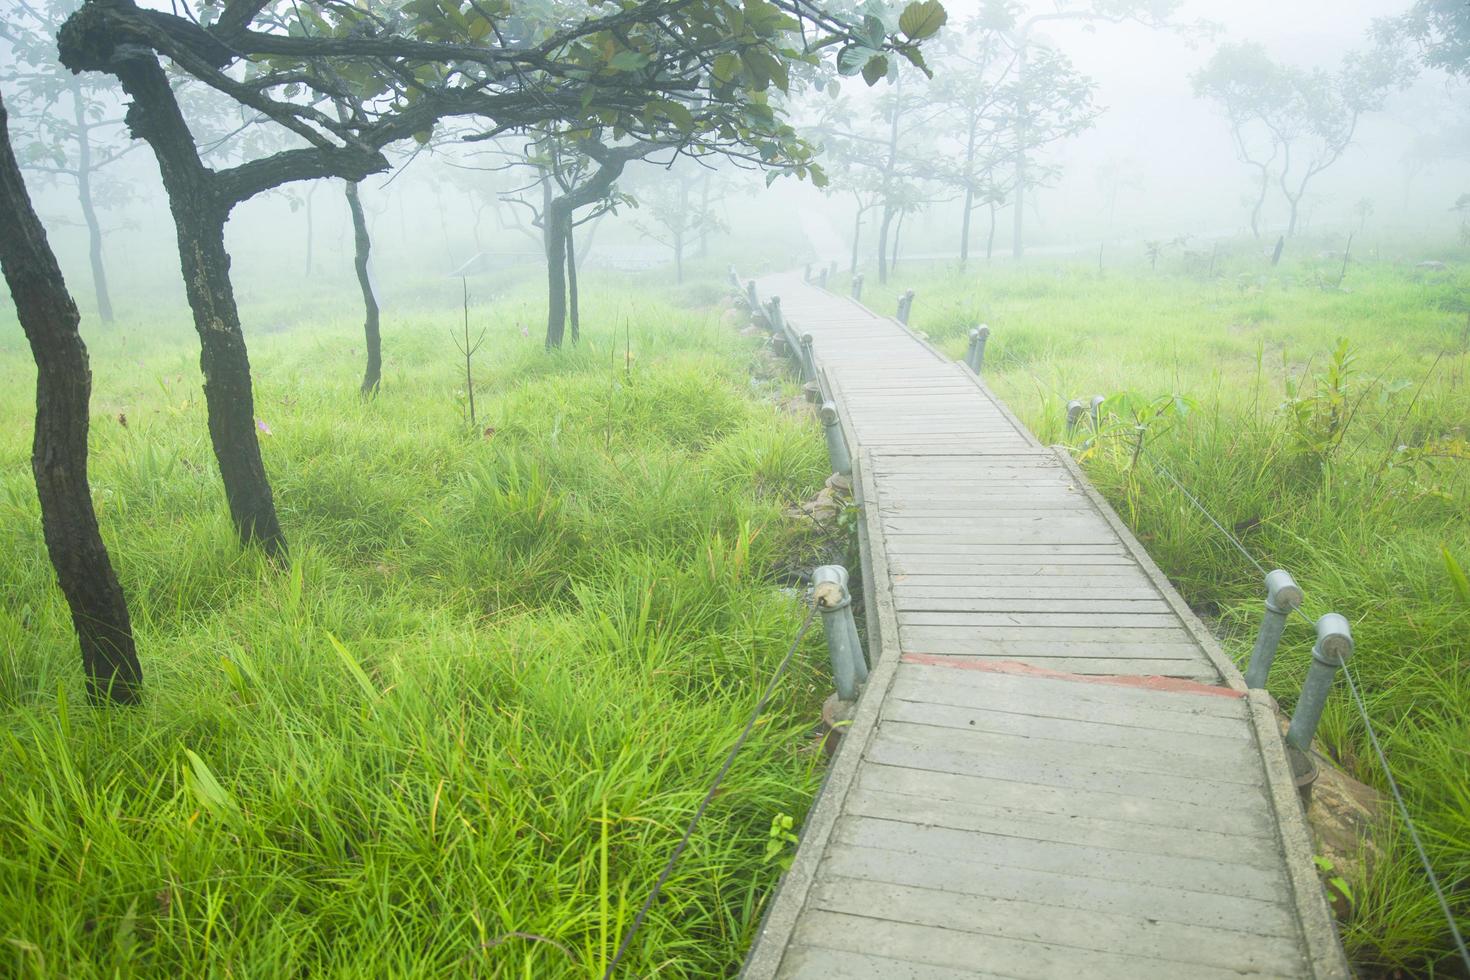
[1,0,1468,977]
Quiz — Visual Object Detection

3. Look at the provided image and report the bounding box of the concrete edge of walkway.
[1248,690,1353,978]
[740,441,902,979]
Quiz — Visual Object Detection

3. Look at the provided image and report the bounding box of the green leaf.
[660,99,696,133]
[1444,547,1470,605]
[712,52,742,83]
[608,50,648,71]
[183,749,238,817]
[898,0,947,41]
[837,44,878,76]
[861,53,889,86]
[327,631,379,699]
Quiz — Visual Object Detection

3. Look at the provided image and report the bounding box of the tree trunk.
[545,199,569,349]
[850,204,864,276]
[303,183,315,276]
[1286,197,1300,237]
[986,202,997,263]
[0,93,141,704]
[1249,165,1269,240]
[344,179,381,395]
[890,210,905,274]
[70,80,113,324]
[960,188,973,266]
[109,56,286,557]
[674,230,685,284]
[565,215,579,344]
[959,115,977,267]
[877,206,894,285]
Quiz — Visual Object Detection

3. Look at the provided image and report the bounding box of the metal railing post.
[804,263,812,283]
[821,401,852,476]
[896,289,915,324]
[800,333,816,383]
[1286,613,1354,753]
[745,279,759,313]
[728,266,740,290]
[812,565,867,701]
[851,274,864,301]
[1244,570,1304,689]
[1065,399,1084,434]
[1090,394,1105,432]
[966,325,991,374]
[817,267,829,288]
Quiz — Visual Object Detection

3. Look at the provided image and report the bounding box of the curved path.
[741,272,1347,979]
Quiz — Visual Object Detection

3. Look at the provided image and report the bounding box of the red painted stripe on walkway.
[900,652,1244,699]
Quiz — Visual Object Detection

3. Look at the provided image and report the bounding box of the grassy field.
[0,272,834,977]
[869,242,1470,976]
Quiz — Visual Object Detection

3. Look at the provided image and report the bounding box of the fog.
[4,0,1466,327]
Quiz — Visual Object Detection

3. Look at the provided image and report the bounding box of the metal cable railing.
[1139,446,1470,973]
[602,606,817,978]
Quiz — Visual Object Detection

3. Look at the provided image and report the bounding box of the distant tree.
[1194,41,1410,237]
[0,90,142,704]
[808,64,939,284]
[629,161,726,284]
[984,0,1191,258]
[0,0,138,324]
[926,20,1098,263]
[1193,42,1289,239]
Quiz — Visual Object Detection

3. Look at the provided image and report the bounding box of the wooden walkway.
[742,273,1347,979]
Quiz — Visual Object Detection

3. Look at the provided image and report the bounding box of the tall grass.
[0,273,830,977]
[881,247,1470,975]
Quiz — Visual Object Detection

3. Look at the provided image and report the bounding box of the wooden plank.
[888,672,1248,736]
[858,761,1278,838]
[843,786,1283,867]
[875,717,1264,787]
[891,583,1161,598]
[895,661,1244,719]
[778,944,998,980]
[834,814,1288,904]
[879,696,1255,761]
[866,730,1271,813]
[900,624,1197,644]
[897,611,1183,627]
[897,638,1210,662]
[893,596,1174,613]
[792,908,1297,978]
[807,878,1308,976]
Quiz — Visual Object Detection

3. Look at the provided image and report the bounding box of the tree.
[57,2,393,559]
[925,19,1097,262]
[53,0,920,554]
[344,177,381,394]
[1193,42,1290,238]
[0,90,142,704]
[1383,1,1470,77]
[807,66,939,284]
[1194,41,1409,237]
[0,0,140,324]
[629,160,726,284]
[984,0,1189,257]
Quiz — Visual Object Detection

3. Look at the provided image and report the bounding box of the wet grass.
[0,273,831,977]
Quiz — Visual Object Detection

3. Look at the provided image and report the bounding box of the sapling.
[452,277,487,429]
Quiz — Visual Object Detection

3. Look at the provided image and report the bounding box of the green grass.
[0,273,833,977]
[873,244,1470,976]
